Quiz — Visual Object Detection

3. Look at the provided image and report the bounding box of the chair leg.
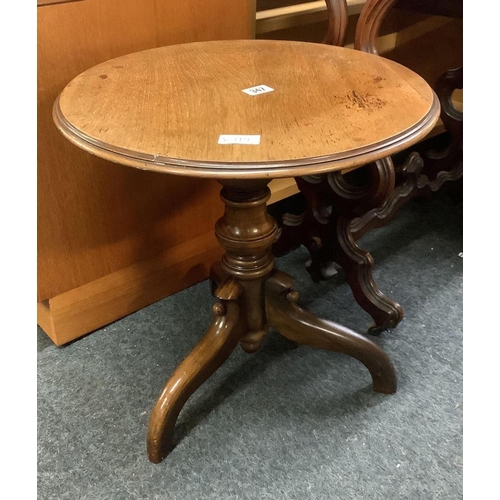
[334,215,404,334]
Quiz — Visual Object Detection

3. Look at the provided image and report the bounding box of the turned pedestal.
[147,181,397,462]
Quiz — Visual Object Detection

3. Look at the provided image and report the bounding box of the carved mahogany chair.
[273,0,404,334]
[273,0,462,334]
[354,0,463,221]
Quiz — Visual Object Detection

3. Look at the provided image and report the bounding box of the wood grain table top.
[54,39,440,179]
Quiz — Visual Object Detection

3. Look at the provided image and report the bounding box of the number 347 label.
[218,135,261,145]
[242,84,274,96]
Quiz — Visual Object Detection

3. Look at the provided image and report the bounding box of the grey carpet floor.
[38,190,463,500]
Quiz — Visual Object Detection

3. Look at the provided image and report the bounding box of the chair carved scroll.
[273,0,462,335]
[352,0,463,235]
[273,159,404,335]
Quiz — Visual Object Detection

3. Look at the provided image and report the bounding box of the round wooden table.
[53,39,440,463]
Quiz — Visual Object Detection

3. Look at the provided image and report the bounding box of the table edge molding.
[53,92,440,179]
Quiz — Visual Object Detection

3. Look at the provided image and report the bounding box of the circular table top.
[54,39,440,179]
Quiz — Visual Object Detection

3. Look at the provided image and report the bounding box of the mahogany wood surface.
[54,40,439,178]
[54,38,438,463]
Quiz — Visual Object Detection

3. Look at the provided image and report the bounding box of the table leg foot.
[147,281,242,463]
[265,270,397,394]
[335,215,404,334]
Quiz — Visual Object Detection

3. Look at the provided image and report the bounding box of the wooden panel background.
[38,0,254,302]
[38,0,255,344]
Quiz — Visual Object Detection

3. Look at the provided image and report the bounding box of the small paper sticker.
[218,135,261,145]
[242,85,274,96]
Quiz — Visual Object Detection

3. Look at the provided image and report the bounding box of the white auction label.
[242,84,274,96]
[218,135,261,145]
